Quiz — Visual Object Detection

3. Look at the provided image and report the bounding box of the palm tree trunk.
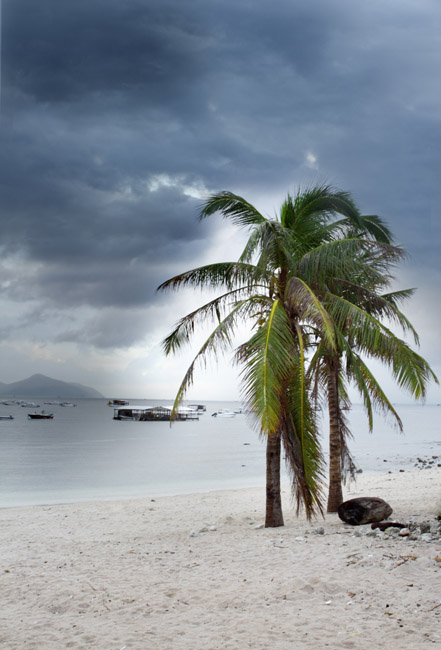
[326,362,343,512]
[265,430,284,527]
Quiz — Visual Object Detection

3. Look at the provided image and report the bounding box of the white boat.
[211,409,236,418]
[0,415,14,420]
[188,404,206,413]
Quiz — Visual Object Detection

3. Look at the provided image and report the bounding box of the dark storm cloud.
[3,0,209,103]
[3,0,334,103]
[1,0,441,350]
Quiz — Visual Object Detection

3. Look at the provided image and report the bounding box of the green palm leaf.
[285,277,336,351]
[157,261,270,292]
[293,184,362,228]
[237,299,295,434]
[381,288,416,306]
[298,238,404,286]
[346,351,403,431]
[168,302,248,419]
[199,192,267,228]
[162,290,270,355]
[330,280,420,344]
[328,294,438,398]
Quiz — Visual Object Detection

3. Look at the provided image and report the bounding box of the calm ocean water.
[0,399,440,508]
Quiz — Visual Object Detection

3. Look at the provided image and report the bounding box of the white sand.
[1,469,440,649]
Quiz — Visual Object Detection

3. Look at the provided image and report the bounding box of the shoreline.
[1,469,440,649]
[1,456,439,511]
[1,466,440,515]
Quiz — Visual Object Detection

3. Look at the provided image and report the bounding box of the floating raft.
[113,406,199,421]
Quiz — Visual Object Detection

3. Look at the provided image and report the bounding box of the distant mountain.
[0,374,104,398]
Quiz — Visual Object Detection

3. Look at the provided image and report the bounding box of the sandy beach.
[1,469,440,649]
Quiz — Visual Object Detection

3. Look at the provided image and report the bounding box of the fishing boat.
[0,415,14,420]
[188,404,206,413]
[211,409,236,418]
[108,399,129,406]
[28,411,54,420]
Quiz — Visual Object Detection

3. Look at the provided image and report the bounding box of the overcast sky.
[0,0,440,402]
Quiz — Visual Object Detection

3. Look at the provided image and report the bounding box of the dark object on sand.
[371,521,405,531]
[337,497,393,525]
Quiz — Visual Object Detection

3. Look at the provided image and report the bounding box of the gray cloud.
[0,0,440,378]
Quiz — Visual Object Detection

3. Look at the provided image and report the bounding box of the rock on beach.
[338,496,393,525]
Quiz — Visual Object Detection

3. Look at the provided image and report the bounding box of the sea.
[0,399,440,508]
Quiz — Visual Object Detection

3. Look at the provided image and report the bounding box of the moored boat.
[211,409,236,418]
[28,411,54,420]
[188,404,206,413]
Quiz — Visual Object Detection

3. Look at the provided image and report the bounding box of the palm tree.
[158,184,403,526]
[320,282,438,512]
[305,226,438,512]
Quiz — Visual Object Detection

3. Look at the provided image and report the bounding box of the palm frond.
[345,348,403,431]
[282,361,326,518]
[381,288,416,306]
[286,277,336,351]
[238,222,268,263]
[252,220,300,273]
[330,280,420,344]
[294,322,306,454]
[169,302,248,419]
[298,238,404,287]
[281,192,331,242]
[294,184,362,229]
[237,299,296,434]
[328,294,438,399]
[306,343,330,409]
[157,262,270,293]
[334,372,358,482]
[162,290,271,355]
[344,214,395,244]
[199,192,267,228]
[280,194,296,229]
